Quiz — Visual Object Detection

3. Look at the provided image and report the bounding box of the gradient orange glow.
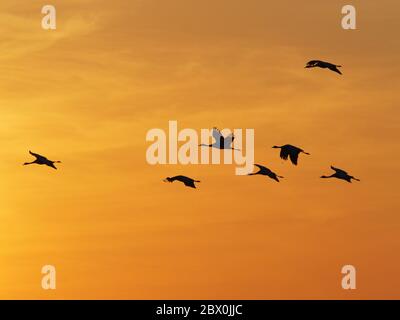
[0,0,399,299]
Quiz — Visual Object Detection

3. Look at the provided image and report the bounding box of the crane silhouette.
[199,127,239,150]
[305,60,342,75]
[321,166,360,183]
[163,175,200,189]
[248,164,283,182]
[23,151,61,170]
[272,144,310,165]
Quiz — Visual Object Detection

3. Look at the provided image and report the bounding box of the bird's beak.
[163,179,168,183]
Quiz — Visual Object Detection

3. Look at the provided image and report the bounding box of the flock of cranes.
[164,140,360,189]
[164,60,360,189]
[23,60,360,189]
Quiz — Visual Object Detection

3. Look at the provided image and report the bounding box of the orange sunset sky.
[0,0,399,299]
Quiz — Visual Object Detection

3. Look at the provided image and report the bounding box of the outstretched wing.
[280,147,290,161]
[183,180,196,188]
[254,164,269,174]
[29,150,47,161]
[328,65,342,75]
[254,164,265,171]
[269,172,280,182]
[212,127,223,142]
[289,152,299,165]
[223,133,235,148]
[47,162,58,170]
[331,166,348,175]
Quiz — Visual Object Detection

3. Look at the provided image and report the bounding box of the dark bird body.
[164,175,200,189]
[24,151,61,170]
[305,60,342,75]
[199,127,238,150]
[321,166,360,183]
[248,164,283,182]
[272,144,310,165]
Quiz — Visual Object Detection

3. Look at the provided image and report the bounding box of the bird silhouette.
[321,166,360,183]
[199,127,239,150]
[248,164,283,182]
[23,151,61,170]
[272,144,310,165]
[163,175,200,189]
[305,60,342,75]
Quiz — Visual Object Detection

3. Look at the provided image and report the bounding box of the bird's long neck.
[199,143,212,147]
[23,161,36,165]
[321,175,334,179]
